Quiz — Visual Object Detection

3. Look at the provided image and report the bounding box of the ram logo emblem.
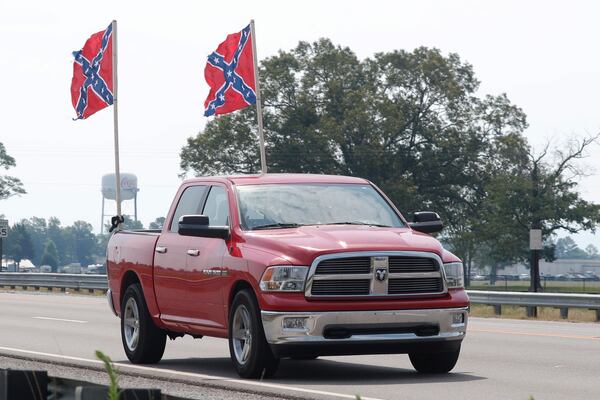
[375,268,388,282]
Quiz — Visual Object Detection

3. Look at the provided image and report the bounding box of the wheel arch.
[120,270,142,308]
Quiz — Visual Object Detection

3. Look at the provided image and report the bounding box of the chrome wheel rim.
[232,305,252,365]
[123,297,140,351]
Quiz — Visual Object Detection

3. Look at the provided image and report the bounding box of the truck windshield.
[236,184,404,230]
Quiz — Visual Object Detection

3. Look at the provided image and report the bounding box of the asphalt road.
[0,291,598,400]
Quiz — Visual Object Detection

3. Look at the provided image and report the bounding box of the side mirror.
[408,211,443,234]
[178,215,230,240]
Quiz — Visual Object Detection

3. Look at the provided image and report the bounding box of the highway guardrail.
[0,274,598,320]
[0,273,108,292]
[467,289,600,320]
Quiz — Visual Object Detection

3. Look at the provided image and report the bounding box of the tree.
[149,217,165,230]
[180,39,600,288]
[104,215,144,232]
[47,217,67,266]
[22,217,47,266]
[585,244,599,259]
[0,143,25,200]
[181,40,529,286]
[477,137,600,286]
[40,239,59,271]
[5,223,35,267]
[64,221,96,266]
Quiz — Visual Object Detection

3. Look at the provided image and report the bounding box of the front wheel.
[409,346,461,374]
[228,289,279,378]
[121,283,166,364]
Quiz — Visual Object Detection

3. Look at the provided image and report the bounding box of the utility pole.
[528,221,543,317]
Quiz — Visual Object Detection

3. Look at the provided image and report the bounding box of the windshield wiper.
[251,222,303,230]
[327,221,392,228]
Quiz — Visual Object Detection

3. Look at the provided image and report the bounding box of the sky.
[1,0,599,247]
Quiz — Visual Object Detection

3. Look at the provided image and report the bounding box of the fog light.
[451,313,465,325]
[283,317,309,331]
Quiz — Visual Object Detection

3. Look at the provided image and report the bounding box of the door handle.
[155,246,167,254]
[187,249,200,257]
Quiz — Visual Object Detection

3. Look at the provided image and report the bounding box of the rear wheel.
[228,289,279,378]
[409,346,461,374]
[121,283,166,364]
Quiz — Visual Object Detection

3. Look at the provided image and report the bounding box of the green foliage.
[40,239,59,270]
[148,217,165,230]
[0,142,25,200]
[180,38,600,279]
[4,223,35,266]
[64,221,96,267]
[475,136,600,278]
[95,350,119,400]
[104,215,144,232]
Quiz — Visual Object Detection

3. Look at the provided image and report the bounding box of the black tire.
[228,289,280,378]
[409,346,461,374]
[120,283,166,364]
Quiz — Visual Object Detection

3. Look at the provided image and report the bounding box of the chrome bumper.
[261,307,468,345]
[107,288,117,316]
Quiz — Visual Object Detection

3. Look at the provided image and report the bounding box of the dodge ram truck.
[107,174,469,378]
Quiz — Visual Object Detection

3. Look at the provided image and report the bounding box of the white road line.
[0,346,385,400]
[33,316,87,324]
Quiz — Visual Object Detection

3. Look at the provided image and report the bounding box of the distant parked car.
[519,274,530,281]
[86,264,107,275]
[569,273,586,281]
[582,272,600,281]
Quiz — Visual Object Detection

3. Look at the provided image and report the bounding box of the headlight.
[443,262,464,288]
[260,266,309,292]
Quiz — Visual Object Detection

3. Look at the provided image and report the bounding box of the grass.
[469,303,599,323]
[96,350,119,400]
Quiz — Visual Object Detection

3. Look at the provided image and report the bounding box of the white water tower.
[101,173,139,233]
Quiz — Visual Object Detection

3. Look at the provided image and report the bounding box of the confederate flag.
[71,23,114,120]
[204,24,256,117]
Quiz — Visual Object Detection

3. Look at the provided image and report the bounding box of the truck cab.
[107,174,468,378]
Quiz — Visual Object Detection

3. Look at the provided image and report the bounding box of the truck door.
[183,184,230,329]
[154,185,207,323]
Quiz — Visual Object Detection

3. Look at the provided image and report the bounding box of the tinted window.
[202,186,229,226]
[170,185,207,232]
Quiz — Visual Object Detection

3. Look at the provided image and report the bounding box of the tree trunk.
[490,264,497,285]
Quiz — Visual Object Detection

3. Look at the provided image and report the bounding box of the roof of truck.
[183,173,369,186]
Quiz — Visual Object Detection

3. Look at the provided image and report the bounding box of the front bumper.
[261,307,468,357]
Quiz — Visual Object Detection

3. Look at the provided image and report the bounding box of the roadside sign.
[0,219,8,238]
[529,229,542,250]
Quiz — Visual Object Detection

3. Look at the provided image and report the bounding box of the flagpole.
[250,19,267,174]
[111,19,123,226]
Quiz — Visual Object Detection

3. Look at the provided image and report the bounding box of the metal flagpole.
[250,20,267,174]
[111,20,123,225]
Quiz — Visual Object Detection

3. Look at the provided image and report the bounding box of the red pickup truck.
[107,174,468,378]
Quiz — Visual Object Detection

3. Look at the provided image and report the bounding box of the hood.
[241,225,445,266]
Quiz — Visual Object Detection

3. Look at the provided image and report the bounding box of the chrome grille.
[306,252,446,297]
